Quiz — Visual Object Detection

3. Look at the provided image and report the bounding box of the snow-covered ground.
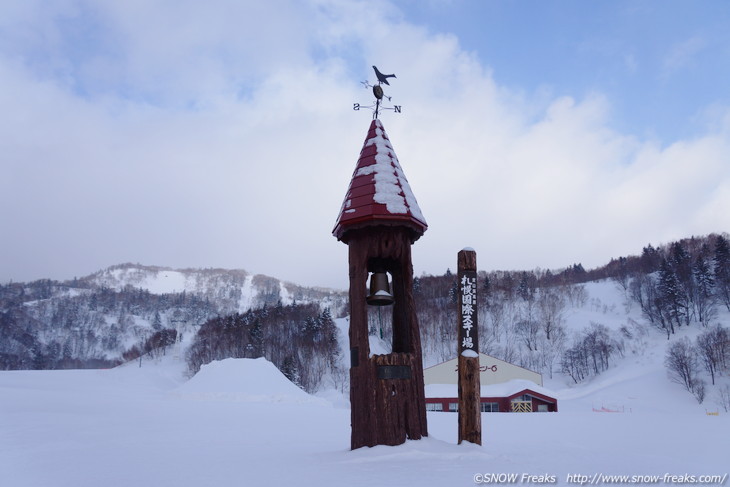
[1,352,727,487]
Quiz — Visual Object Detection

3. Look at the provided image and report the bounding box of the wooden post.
[457,248,481,445]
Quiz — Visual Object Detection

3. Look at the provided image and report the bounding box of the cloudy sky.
[2,0,729,290]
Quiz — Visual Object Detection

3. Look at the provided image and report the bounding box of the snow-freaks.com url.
[472,473,728,485]
[565,474,728,485]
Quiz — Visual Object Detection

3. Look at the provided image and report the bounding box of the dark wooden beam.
[457,248,482,445]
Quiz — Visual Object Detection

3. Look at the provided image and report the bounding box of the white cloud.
[1,0,728,288]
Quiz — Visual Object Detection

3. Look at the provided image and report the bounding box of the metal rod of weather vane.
[457,248,482,445]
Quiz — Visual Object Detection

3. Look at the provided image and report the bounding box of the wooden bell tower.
[333,119,428,449]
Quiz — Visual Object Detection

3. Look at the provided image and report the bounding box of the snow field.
[3,275,729,486]
[1,355,727,487]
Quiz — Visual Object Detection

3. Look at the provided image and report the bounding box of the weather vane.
[353,65,402,119]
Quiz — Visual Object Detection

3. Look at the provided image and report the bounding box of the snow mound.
[174,358,328,405]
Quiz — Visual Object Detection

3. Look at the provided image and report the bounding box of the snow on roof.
[333,119,427,240]
[175,358,326,404]
[425,379,557,402]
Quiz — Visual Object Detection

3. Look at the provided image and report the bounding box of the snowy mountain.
[0,263,347,369]
[83,263,347,312]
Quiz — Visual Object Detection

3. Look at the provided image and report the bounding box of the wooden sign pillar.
[457,248,482,445]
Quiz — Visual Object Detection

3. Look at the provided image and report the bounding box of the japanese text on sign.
[460,273,477,350]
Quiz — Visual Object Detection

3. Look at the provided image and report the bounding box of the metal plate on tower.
[376,365,411,380]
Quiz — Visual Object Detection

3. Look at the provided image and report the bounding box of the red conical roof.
[333,119,427,241]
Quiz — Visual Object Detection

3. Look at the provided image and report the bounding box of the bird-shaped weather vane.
[353,66,402,119]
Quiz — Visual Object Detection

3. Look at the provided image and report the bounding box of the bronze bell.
[366,272,394,306]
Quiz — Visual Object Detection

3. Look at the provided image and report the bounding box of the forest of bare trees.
[2,234,728,402]
[0,266,347,372]
[185,304,345,393]
[410,266,620,383]
[0,282,217,370]
[408,234,730,391]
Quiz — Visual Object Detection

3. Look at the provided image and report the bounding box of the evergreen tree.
[281,354,301,387]
[713,235,730,311]
[152,311,163,331]
[669,242,694,320]
[517,272,533,301]
[640,244,661,273]
[482,274,492,308]
[670,242,691,276]
[448,280,458,305]
[693,255,715,325]
[656,259,684,334]
[248,319,263,357]
[319,308,340,369]
[302,316,321,341]
[501,272,515,299]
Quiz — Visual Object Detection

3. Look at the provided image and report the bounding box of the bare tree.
[515,319,540,352]
[561,341,588,384]
[539,326,566,379]
[537,289,566,341]
[695,326,728,385]
[560,323,620,383]
[692,379,706,404]
[716,384,730,412]
[630,274,672,339]
[610,257,631,294]
[665,337,700,394]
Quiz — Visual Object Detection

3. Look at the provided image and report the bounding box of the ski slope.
[1,354,727,487]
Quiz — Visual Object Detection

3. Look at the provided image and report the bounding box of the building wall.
[423,353,543,387]
[531,396,557,412]
[425,394,557,413]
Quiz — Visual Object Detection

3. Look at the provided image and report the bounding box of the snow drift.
[174,357,327,404]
